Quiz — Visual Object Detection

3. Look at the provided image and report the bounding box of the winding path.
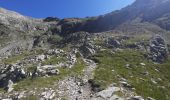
[56,59,97,100]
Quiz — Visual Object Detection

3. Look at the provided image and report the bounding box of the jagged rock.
[107,37,121,48]
[149,35,168,63]
[37,65,59,76]
[7,80,13,93]
[120,81,132,88]
[88,79,102,92]
[96,87,120,99]
[91,86,125,100]
[47,49,64,55]
[0,8,48,57]
[130,96,144,100]
[109,95,124,100]
[17,91,25,99]
[0,64,26,90]
[66,49,77,68]
[41,90,56,99]
[80,42,96,57]
[36,55,48,61]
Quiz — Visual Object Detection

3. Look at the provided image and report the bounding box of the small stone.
[131,96,144,100]
[147,97,155,100]
[151,78,157,84]
[140,63,146,66]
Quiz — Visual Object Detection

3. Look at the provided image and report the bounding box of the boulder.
[0,64,26,90]
[36,55,48,61]
[37,65,59,76]
[96,87,120,99]
[120,81,132,88]
[149,35,168,63]
[65,49,77,68]
[79,42,96,58]
[7,80,13,93]
[47,49,64,55]
[41,90,56,99]
[107,37,121,48]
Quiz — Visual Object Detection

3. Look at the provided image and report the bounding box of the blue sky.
[0,0,135,18]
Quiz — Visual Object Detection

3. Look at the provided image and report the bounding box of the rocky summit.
[0,0,170,100]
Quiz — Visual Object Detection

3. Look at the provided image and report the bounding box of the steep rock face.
[0,8,49,57]
[0,8,46,31]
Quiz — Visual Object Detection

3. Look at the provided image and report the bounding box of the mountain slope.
[0,0,170,100]
[55,0,170,34]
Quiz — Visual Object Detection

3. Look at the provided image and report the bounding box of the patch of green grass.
[3,52,30,64]
[0,88,5,93]
[48,35,63,45]
[92,49,170,100]
[61,97,68,100]
[14,55,86,91]
[114,91,124,97]
[25,65,37,73]
[2,49,45,65]
[21,95,38,100]
[93,38,106,46]
[122,35,150,46]
[42,56,66,65]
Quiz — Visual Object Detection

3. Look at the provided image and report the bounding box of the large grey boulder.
[79,42,96,58]
[106,37,121,48]
[149,35,168,63]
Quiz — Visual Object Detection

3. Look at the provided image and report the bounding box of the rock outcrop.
[0,64,26,91]
[149,35,168,63]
